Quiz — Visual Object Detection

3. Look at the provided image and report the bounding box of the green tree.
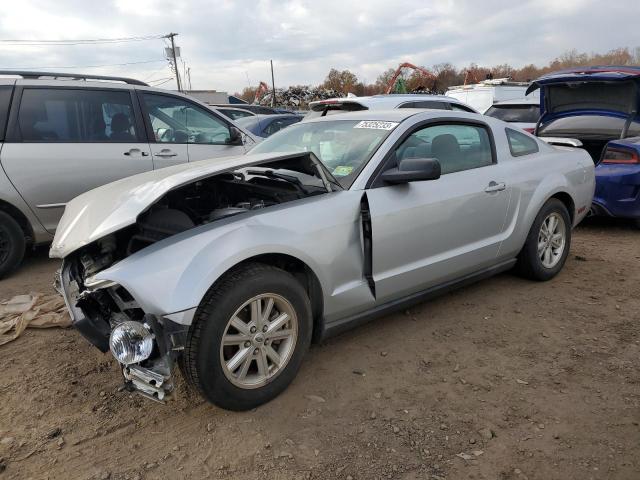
[322,68,359,95]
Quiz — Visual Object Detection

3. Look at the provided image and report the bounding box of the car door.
[0,85,152,233]
[138,91,247,166]
[365,121,511,303]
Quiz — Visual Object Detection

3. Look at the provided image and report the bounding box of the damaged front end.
[53,152,340,402]
[58,257,187,401]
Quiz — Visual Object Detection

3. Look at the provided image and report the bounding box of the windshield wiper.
[245,169,311,195]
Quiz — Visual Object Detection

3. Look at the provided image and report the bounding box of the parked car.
[235,113,303,138]
[446,78,540,113]
[484,98,540,133]
[528,66,640,223]
[306,94,477,119]
[0,70,258,278]
[52,108,594,410]
[215,106,256,120]
[208,103,293,115]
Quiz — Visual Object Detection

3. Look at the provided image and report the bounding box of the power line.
[150,78,173,87]
[0,35,165,46]
[0,59,166,70]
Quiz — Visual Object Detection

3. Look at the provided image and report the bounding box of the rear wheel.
[0,211,26,279]
[181,263,312,410]
[516,199,571,281]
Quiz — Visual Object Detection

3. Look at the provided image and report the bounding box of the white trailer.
[446,78,540,114]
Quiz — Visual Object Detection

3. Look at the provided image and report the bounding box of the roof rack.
[0,70,148,86]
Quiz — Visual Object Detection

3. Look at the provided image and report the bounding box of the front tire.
[181,263,312,410]
[516,199,571,281]
[0,211,26,279]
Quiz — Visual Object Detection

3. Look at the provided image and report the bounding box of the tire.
[516,199,571,281]
[181,263,312,411]
[0,211,26,279]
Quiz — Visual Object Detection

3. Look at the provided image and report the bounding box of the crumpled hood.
[49,152,306,258]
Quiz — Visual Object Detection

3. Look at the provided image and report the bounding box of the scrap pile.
[258,86,341,109]
[0,293,71,345]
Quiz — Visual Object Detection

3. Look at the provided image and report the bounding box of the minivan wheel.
[516,199,571,281]
[181,263,312,411]
[0,211,26,279]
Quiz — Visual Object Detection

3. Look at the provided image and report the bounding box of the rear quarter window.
[506,128,539,156]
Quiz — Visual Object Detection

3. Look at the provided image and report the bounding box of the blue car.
[235,113,303,139]
[528,66,640,223]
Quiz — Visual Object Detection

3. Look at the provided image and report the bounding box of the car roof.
[302,108,481,124]
[309,94,466,109]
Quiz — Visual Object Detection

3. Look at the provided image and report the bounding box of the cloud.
[0,0,637,93]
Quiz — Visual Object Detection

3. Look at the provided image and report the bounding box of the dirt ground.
[0,217,638,480]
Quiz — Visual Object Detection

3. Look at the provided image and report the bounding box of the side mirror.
[381,157,441,184]
[227,126,244,145]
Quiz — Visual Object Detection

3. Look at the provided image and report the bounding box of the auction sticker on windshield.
[354,121,399,130]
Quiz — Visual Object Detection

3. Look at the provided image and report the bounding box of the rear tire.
[181,263,312,411]
[516,199,571,281]
[0,211,26,279]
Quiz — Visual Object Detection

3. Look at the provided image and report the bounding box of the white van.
[446,78,540,114]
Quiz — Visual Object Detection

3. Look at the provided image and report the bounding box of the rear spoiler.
[538,137,583,148]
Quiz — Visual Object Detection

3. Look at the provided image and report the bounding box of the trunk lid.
[529,67,640,162]
[528,66,640,126]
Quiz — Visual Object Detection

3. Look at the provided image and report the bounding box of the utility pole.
[166,33,182,92]
[270,60,276,107]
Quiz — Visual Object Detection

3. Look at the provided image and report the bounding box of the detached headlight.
[109,321,154,365]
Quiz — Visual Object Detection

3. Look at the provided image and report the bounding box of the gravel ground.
[0,217,638,480]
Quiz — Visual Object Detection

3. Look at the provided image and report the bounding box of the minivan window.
[142,93,231,144]
[0,85,13,141]
[17,88,139,142]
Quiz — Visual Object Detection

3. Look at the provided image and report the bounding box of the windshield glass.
[485,105,540,123]
[250,120,396,187]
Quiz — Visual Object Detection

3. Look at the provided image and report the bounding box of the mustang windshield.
[250,120,396,187]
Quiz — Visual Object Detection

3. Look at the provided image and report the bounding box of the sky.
[0,0,637,93]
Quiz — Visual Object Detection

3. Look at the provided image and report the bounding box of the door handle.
[485,181,506,193]
[155,149,178,158]
[124,148,149,157]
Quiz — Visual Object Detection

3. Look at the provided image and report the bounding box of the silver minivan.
[0,71,258,277]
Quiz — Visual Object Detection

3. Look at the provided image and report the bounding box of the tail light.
[523,127,535,134]
[601,147,639,164]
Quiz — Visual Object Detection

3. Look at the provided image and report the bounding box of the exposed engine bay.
[59,154,339,401]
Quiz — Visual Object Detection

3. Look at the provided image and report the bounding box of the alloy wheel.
[537,212,566,269]
[219,293,298,389]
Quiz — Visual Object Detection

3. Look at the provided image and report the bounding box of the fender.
[92,190,369,324]
[498,149,587,259]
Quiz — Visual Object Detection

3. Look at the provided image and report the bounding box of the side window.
[412,101,450,110]
[0,85,13,141]
[450,103,475,113]
[506,128,539,156]
[17,88,139,142]
[395,123,494,175]
[263,117,299,137]
[398,102,416,109]
[142,93,231,144]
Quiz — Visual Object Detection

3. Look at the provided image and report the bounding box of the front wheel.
[516,199,572,281]
[0,211,26,279]
[181,263,312,410]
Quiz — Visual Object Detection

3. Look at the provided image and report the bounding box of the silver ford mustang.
[51,109,595,410]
